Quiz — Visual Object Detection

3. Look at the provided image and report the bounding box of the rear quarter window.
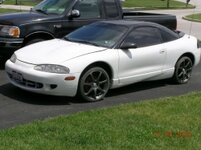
[160,27,180,42]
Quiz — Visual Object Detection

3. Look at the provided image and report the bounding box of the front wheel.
[173,56,193,84]
[78,67,110,102]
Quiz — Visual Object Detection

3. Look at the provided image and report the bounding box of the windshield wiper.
[35,9,48,15]
[63,37,101,47]
[63,37,72,42]
[75,40,101,47]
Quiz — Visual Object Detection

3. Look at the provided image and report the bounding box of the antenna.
[188,15,193,38]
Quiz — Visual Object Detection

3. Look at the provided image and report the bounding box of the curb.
[182,16,201,23]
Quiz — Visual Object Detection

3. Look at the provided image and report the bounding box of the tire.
[78,67,110,102]
[173,56,193,84]
[25,38,45,46]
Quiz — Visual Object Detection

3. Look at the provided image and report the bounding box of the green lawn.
[0,8,20,13]
[2,0,194,9]
[123,0,194,9]
[0,92,201,149]
[3,0,41,6]
[0,0,195,15]
[0,0,193,15]
[184,13,201,22]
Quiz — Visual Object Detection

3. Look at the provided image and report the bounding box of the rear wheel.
[173,56,193,84]
[78,67,110,102]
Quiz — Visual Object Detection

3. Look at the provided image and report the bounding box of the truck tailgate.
[123,11,177,30]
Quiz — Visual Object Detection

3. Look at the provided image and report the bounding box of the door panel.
[117,26,167,85]
[118,44,166,85]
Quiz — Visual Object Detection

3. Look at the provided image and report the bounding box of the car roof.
[98,20,163,28]
[95,20,180,38]
[93,20,181,45]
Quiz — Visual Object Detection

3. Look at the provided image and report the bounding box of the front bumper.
[5,59,80,97]
[0,37,24,56]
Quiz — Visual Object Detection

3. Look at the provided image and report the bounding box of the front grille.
[7,72,43,89]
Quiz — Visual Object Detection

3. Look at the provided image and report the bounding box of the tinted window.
[124,27,163,48]
[103,0,119,18]
[74,0,100,19]
[34,0,72,15]
[160,28,179,42]
[65,23,128,48]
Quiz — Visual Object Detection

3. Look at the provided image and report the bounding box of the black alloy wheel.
[79,67,110,102]
[173,56,193,84]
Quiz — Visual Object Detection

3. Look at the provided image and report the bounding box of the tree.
[167,0,170,8]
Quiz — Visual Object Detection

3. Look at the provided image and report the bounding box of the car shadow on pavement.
[0,83,83,105]
[0,79,171,105]
[107,79,170,97]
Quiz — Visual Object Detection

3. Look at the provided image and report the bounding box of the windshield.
[64,23,128,48]
[33,0,72,15]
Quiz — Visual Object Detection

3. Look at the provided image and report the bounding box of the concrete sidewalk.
[176,0,201,9]
[0,4,32,10]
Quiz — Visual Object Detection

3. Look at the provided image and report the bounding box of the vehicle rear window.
[103,0,120,18]
[74,0,100,19]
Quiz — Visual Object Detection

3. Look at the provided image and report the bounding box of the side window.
[161,29,179,42]
[74,0,100,19]
[124,27,163,48]
[103,0,120,18]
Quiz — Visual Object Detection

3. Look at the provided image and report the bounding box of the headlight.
[10,54,17,63]
[34,64,70,74]
[0,25,20,38]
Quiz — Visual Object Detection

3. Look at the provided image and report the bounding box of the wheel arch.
[80,61,114,80]
[23,31,55,45]
[177,52,195,65]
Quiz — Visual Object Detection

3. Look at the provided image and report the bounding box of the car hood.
[0,11,49,25]
[16,39,107,64]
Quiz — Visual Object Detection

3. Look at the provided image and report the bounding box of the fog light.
[50,84,57,89]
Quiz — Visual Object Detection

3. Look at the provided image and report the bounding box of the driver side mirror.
[69,9,80,18]
[120,42,137,49]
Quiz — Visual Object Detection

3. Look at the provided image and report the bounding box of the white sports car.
[5,20,201,102]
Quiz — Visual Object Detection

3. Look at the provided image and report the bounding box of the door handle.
[159,49,165,54]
